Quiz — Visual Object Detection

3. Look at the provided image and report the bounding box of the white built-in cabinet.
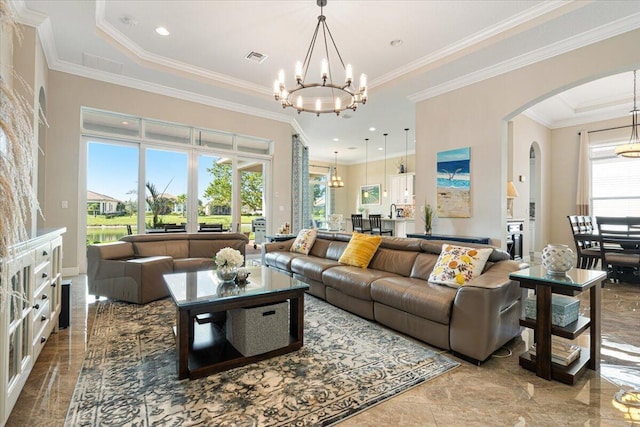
[389,173,415,205]
[0,228,65,426]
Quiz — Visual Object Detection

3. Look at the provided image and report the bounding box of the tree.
[203,162,263,214]
[204,163,232,209]
[241,171,263,213]
[145,180,173,228]
[176,193,187,216]
[87,202,100,217]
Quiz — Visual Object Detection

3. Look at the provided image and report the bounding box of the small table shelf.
[509,266,606,385]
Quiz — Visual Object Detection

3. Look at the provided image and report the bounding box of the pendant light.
[328,151,344,188]
[404,128,409,197]
[615,70,640,157]
[383,133,388,197]
[363,138,369,198]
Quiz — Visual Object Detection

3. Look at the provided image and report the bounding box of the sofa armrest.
[448,260,526,362]
[262,240,294,253]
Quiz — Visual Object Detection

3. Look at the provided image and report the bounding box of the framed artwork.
[360,184,381,206]
[436,147,471,218]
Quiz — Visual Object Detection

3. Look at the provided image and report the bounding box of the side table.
[509,266,606,385]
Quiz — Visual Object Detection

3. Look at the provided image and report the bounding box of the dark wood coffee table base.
[175,289,305,380]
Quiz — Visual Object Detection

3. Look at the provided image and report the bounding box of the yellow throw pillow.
[428,244,492,288]
[338,233,382,268]
[290,229,318,255]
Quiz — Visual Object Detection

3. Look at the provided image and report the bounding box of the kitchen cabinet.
[389,173,414,205]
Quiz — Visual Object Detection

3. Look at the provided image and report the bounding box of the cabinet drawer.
[34,261,51,290]
[33,283,52,312]
[32,299,51,342]
[34,242,51,267]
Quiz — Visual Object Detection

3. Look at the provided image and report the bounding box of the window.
[590,142,640,217]
[310,173,328,228]
[83,108,271,243]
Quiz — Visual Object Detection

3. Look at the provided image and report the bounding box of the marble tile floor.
[6,276,639,427]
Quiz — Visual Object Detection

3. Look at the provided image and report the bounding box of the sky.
[87,141,217,203]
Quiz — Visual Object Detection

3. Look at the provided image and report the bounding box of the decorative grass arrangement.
[0,1,40,266]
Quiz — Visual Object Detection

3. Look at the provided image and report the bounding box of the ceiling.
[14,0,640,163]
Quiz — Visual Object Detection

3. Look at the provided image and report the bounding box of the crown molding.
[370,1,568,88]
[10,0,46,26]
[408,13,640,103]
[48,58,292,124]
[290,119,310,146]
[94,0,271,97]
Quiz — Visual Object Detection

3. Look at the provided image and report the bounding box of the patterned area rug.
[65,295,458,426]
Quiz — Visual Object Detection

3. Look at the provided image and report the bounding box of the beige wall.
[43,71,294,272]
[342,154,414,218]
[415,28,640,249]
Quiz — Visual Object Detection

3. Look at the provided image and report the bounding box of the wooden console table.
[509,266,606,385]
[406,233,490,244]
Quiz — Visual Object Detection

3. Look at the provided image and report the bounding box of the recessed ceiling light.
[377,147,383,151]
[155,26,170,36]
[369,127,376,131]
[390,39,403,47]
[347,146,358,150]
[121,121,129,125]
[333,138,339,142]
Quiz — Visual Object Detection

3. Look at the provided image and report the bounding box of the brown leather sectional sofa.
[88,232,249,304]
[263,231,527,362]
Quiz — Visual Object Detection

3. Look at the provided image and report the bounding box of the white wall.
[415,28,640,249]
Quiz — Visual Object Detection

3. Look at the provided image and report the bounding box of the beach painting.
[436,147,471,217]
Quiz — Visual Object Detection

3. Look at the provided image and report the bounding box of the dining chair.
[596,216,640,283]
[351,214,372,233]
[567,215,600,269]
[126,224,133,235]
[368,214,393,236]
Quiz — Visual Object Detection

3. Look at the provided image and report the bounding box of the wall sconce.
[507,181,519,218]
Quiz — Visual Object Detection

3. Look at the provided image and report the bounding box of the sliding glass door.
[145,148,188,231]
[86,141,139,243]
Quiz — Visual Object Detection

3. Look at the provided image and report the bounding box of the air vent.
[245,51,268,64]
[82,53,123,74]
[342,114,352,119]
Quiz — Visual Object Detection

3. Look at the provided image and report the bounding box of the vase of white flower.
[214,247,244,283]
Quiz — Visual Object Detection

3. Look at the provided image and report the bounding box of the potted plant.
[424,202,433,235]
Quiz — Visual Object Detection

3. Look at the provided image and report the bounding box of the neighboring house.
[87,191,121,215]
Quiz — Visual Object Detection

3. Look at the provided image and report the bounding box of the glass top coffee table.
[163,266,309,380]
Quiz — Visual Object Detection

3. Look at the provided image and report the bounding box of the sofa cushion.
[322,266,396,300]
[338,233,382,268]
[290,229,318,255]
[290,256,341,282]
[368,247,418,277]
[173,258,216,272]
[409,253,439,280]
[190,238,246,258]
[429,244,492,287]
[371,276,457,325]
[133,240,189,259]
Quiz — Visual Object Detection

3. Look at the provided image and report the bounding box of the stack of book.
[530,340,581,366]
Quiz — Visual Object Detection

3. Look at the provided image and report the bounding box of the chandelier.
[615,70,640,157]
[273,0,367,116]
[328,151,344,188]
